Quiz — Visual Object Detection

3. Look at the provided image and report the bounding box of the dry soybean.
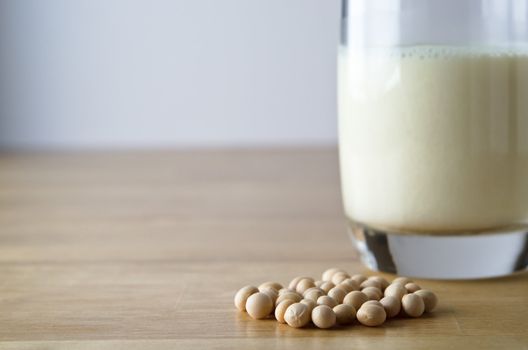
[234,271,439,330]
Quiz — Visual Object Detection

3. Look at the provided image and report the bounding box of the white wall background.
[0,0,340,149]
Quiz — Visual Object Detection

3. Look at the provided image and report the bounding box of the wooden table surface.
[0,149,527,350]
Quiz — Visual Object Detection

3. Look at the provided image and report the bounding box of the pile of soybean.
[234,268,438,329]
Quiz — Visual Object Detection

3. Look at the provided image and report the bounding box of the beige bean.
[351,274,368,284]
[336,283,353,294]
[339,278,360,292]
[303,287,325,302]
[296,278,316,295]
[275,292,302,306]
[333,304,356,325]
[360,279,382,290]
[312,305,337,329]
[300,298,316,313]
[392,277,413,286]
[357,304,386,326]
[234,285,259,311]
[405,282,421,293]
[284,303,311,328]
[367,276,390,290]
[234,270,439,330]
[322,267,346,282]
[362,286,382,300]
[343,291,369,310]
[317,295,338,308]
[380,296,401,318]
[414,290,438,312]
[246,292,274,319]
[288,276,304,290]
[331,272,351,285]
[258,281,283,291]
[319,281,335,294]
[327,287,347,304]
[384,283,407,300]
[288,276,314,290]
[260,287,278,304]
[363,300,383,308]
[402,293,425,317]
[278,288,295,295]
[275,299,295,323]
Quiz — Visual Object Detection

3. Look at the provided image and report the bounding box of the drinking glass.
[339,0,528,278]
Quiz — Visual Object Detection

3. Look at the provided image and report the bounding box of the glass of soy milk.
[339,0,528,278]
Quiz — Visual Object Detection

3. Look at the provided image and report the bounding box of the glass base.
[347,221,528,279]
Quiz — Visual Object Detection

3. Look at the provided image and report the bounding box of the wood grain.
[0,149,526,349]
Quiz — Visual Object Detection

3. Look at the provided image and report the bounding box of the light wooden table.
[0,149,526,350]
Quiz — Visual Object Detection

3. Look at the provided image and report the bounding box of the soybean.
[350,274,368,284]
[288,276,314,290]
[380,296,401,318]
[362,286,382,300]
[300,298,316,313]
[312,305,337,329]
[235,272,439,330]
[343,291,368,310]
[275,299,295,323]
[234,285,258,311]
[414,290,438,312]
[357,304,386,326]
[284,303,311,328]
[278,288,294,295]
[402,293,425,317]
[360,279,381,290]
[296,278,316,295]
[368,276,390,290]
[363,300,383,308]
[384,283,407,300]
[333,304,356,325]
[258,281,283,291]
[275,291,302,306]
[317,295,338,308]
[405,282,421,293]
[303,287,325,302]
[259,287,278,304]
[340,278,360,292]
[246,292,274,320]
[327,287,347,304]
[322,267,346,282]
[319,281,335,294]
[392,277,413,286]
[331,272,351,285]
